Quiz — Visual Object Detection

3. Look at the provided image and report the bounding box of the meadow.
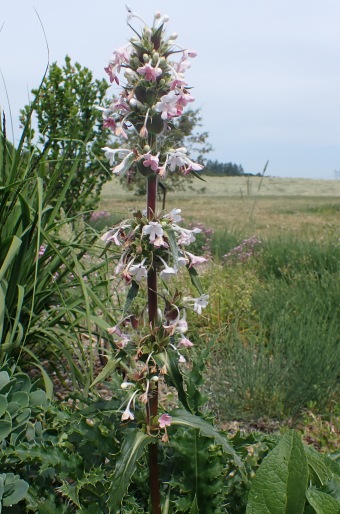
[100,175,340,237]
[99,175,340,447]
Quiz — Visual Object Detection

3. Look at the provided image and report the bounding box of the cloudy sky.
[1,0,340,179]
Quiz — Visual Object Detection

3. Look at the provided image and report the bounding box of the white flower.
[193,294,209,315]
[129,260,148,282]
[164,208,182,223]
[158,256,177,281]
[142,221,164,243]
[112,152,135,176]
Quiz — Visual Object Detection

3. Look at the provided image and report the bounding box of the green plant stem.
[146,173,161,514]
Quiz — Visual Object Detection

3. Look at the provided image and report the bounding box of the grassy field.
[100,176,340,238]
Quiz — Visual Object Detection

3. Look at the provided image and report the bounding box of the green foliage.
[0,110,118,385]
[247,431,308,513]
[246,431,340,514]
[198,237,340,420]
[20,56,111,214]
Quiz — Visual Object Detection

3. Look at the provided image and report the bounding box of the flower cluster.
[100,6,203,180]
[102,208,208,284]
[223,236,262,264]
[99,8,208,435]
[102,206,209,421]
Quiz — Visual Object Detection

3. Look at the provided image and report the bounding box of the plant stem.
[146,173,161,514]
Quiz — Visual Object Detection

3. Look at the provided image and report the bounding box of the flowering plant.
[98,7,239,513]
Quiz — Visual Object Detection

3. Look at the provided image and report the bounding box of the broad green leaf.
[0,419,12,441]
[90,358,121,387]
[2,477,29,506]
[29,390,49,410]
[306,488,340,514]
[107,429,153,513]
[246,431,308,514]
[170,409,243,470]
[0,394,8,417]
[319,478,340,501]
[0,371,10,391]
[305,445,340,486]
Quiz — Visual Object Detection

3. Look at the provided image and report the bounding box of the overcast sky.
[1,0,340,179]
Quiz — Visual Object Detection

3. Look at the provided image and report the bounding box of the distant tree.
[20,56,112,215]
[203,159,245,176]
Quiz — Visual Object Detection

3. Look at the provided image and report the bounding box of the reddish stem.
[146,174,161,514]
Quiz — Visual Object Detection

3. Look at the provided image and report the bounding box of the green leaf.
[306,487,340,514]
[0,236,22,281]
[189,495,199,514]
[90,358,121,387]
[0,419,12,441]
[246,431,308,514]
[123,280,139,316]
[187,266,204,295]
[155,351,191,412]
[170,409,243,470]
[0,371,10,392]
[305,445,340,486]
[0,394,8,417]
[166,228,178,268]
[2,477,29,506]
[107,429,153,513]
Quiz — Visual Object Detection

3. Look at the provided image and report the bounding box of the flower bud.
[143,53,149,62]
[152,52,160,63]
[144,145,151,152]
[121,382,135,389]
[170,32,178,40]
[150,375,159,382]
[159,57,166,66]
[161,15,170,22]
[154,11,161,19]
[144,27,152,38]
[140,126,148,139]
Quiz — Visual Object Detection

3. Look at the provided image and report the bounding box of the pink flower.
[143,153,159,171]
[169,78,188,91]
[176,91,195,108]
[137,61,162,82]
[104,64,119,84]
[178,337,194,348]
[185,251,207,268]
[103,117,116,131]
[158,413,172,429]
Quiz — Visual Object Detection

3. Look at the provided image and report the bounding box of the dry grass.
[100,176,340,238]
